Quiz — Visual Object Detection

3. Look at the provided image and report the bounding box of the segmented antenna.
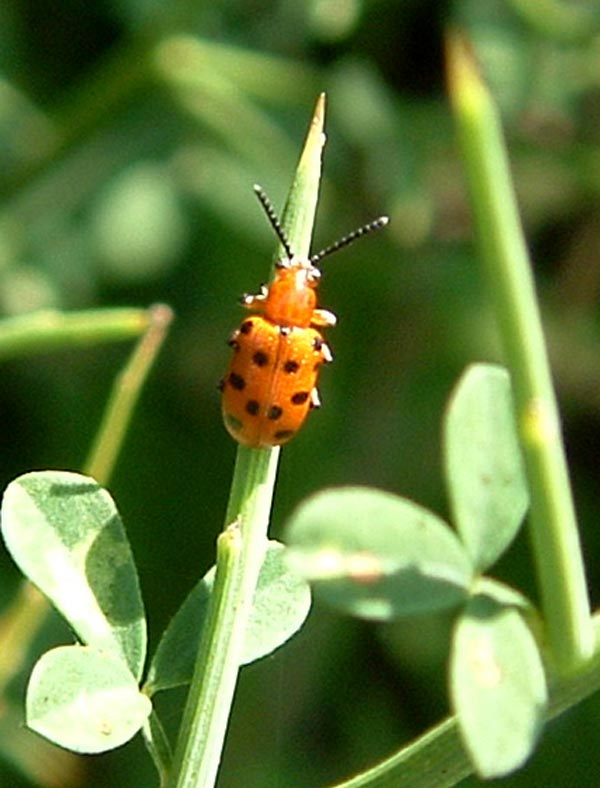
[311,216,389,265]
[253,184,294,260]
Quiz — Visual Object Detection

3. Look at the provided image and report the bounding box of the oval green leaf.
[444,363,529,571]
[285,487,473,620]
[450,592,547,778]
[1,471,146,679]
[145,540,311,694]
[242,540,312,665]
[27,646,151,754]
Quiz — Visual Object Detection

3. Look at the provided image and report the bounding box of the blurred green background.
[1,0,600,786]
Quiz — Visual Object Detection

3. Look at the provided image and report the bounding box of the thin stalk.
[446,33,593,671]
[142,709,174,788]
[0,583,48,695]
[332,624,600,788]
[168,93,327,788]
[84,303,173,483]
[0,307,150,360]
[168,448,279,788]
[0,305,172,701]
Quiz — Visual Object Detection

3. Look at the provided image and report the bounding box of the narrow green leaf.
[26,645,151,754]
[444,363,529,571]
[145,540,311,694]
[1,470,146,679]
[285,487,473,620]
[279,90,326,258]
[450,591,547,778]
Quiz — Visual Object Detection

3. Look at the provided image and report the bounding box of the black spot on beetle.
[240,320,254,334]
[267,405,283,420]
[229,372,246,390]
[224,412,243,432]
[274,429,295,441]
[245,400,260,416]
[313,337,323,350]
[252,351,269,367]
[283,360,300,374]
[291,391,309,405]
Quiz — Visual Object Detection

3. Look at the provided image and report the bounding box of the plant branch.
[333,622,600,788]
[168,93,326,788]
[446,33,593,671]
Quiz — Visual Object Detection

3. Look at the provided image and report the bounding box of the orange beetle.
[221,185,388,448]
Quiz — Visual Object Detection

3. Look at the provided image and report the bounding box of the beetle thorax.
[263,256,319,327]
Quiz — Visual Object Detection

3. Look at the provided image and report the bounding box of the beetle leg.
[313,336,333,363]
[240,284,268,309]
[311,308,337,327]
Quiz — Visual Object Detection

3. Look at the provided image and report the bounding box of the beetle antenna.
[253,184,294,260]
[311,216,389,265]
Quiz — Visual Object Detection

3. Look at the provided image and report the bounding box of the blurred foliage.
[1,0,600,786]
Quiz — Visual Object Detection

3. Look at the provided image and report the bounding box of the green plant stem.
[168,93,326,788]
[508,0,596,42]
[0,303,172,482]
[334,626,600,788]
[334,616,600,788]
[0,307,150,360]
[447,33,593,671]
[142,709,174,788]
[84,303,174,484]
[169,447,279,788]
[0,305,172,704]
[0,583,48,695]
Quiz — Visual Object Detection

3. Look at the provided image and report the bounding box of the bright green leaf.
[285,487,473,620]
[444,363,529,571]
[145,540,311,694]
[1,471,146,680]
[450,592,547,778]
[26,646,151,754]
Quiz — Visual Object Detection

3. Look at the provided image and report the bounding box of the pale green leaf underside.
[145,540,311,694]
[27,645,151,754]
[285,487,473,620]
[450,592,547,778]
[444,363,529,571]
[1,471,146,680]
